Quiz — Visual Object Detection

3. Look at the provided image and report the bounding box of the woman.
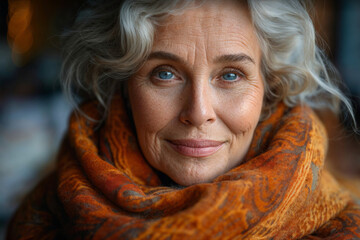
[7,0,360,239]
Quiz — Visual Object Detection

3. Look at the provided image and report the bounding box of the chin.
[173,177,209,186]
[169,169,221,186]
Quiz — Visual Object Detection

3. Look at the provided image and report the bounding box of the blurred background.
[0,0,82,238]
[0,0,359,239]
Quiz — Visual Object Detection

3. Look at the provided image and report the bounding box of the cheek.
[127,80,175,136]
[218,82,264,134]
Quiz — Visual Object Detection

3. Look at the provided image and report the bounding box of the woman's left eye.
[222,72,239,81]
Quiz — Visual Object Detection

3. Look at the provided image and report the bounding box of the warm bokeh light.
[7,0,33,64]
[13,28,33,54]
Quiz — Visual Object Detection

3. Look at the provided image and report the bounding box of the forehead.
[152,0,261,63]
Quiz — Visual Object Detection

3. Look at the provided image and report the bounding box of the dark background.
[0,0,359,238]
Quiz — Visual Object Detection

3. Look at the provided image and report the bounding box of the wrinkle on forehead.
[152,0,260,66]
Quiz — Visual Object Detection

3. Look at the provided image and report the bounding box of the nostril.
[179,109,216,126]
[183,119,192,125]
[207,117,215,123]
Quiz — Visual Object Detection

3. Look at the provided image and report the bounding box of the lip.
[167,139,224,158]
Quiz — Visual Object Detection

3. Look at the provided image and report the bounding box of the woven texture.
[7,96,360,239]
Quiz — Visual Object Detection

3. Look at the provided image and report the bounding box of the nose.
[179,80,216,127]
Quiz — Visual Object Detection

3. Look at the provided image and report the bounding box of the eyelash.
[150,65,246,85]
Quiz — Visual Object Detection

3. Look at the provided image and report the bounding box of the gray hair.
[61,0,355,124]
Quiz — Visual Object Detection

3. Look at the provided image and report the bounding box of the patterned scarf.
[7,96,360,239]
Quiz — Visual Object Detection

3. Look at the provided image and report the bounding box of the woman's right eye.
[150,66,180,83]
[157,71,174,80]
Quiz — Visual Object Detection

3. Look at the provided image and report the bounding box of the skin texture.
[128,0,264,186]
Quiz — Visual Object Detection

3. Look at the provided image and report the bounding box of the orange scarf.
[7,96,360,239]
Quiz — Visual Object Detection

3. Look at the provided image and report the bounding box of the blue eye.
[158,71,174,80]
[222,73,238,81]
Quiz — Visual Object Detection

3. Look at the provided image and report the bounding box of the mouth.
[167,139,225,158]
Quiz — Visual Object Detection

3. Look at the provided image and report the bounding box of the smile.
[167,139,224,158]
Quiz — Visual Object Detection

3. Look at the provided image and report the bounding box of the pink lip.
[167,139,224,157]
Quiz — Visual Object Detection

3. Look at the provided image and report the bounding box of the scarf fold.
[7,96,360,240]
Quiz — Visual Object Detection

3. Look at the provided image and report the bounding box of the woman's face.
[128,0,264,186]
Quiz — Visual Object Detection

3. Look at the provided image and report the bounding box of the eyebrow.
[214,54,255,65]
[148,51,187,65]
[147,51,255,65]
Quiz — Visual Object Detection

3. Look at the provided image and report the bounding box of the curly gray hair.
[61,0,354,123]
